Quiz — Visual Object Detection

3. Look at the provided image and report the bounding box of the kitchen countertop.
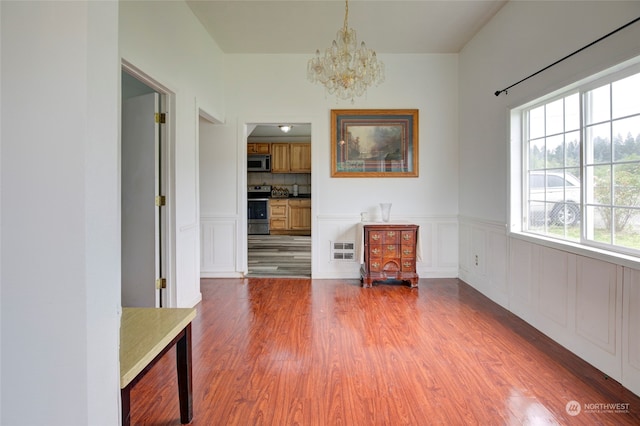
[270,194,311,199]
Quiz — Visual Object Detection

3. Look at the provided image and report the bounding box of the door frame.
[242,120,315,277]
[121,60,176,307]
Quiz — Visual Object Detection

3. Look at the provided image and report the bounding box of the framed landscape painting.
[331,109,419,177]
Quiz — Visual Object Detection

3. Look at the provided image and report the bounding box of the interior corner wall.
[119,0,226,306]
[1,1,120,424]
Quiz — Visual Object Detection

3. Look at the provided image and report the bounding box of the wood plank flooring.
[129,278,640,425]
[247,235,311,278]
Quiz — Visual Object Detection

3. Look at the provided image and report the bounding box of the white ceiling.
[186,0,508,55]
[248,123,312,139]
[189,1,508,138]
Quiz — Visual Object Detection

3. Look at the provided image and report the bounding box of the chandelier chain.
[343,0,349,31]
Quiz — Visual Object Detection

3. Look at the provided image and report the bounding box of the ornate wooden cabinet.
[360,224,419,288]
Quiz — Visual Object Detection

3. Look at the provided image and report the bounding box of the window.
[512,59,640,256]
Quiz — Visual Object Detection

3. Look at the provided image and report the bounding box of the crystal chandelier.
[307,0,385,102]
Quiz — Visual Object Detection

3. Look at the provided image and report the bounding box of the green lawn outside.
[534,224,640,250]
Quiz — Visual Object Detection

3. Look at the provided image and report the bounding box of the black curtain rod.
[494,16,640,96]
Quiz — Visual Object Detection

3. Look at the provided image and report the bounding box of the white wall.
[200,53,461,278]
[459,1,640,396]
[199,116,242,275]
[120,0,226,306]
[1,1,120,424]
[1,1,229,423]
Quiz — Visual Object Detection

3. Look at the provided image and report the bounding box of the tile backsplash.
[248,172,311,195]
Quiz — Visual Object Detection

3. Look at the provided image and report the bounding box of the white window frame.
[510,56,640,264]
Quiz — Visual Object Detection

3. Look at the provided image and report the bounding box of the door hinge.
[155,195,166,206]
[155,278,167,289]
[155,112,166,124]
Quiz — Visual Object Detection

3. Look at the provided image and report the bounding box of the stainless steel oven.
[248,185,271,235]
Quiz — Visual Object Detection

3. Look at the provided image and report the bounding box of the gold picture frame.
[331,109,419,177]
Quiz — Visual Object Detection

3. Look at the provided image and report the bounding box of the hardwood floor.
[129,278,640,425]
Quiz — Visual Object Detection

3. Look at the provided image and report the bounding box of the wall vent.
[331,241,355,261]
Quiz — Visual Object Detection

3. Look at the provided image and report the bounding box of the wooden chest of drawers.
[360,224,419,288]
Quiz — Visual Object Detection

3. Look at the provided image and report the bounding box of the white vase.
[380,203,392,222]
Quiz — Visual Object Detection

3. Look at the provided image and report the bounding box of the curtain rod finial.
[494,90,502,96]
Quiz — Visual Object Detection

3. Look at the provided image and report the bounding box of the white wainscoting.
[200,215,243,278]
[575,259,620,365]
[459,218,509,307]
[623,268,640,395]
[459,216,640,397]
[314,215,458,279]
[199,214,457,279]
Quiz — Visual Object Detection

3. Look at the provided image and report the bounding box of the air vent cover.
[331,241,355,261]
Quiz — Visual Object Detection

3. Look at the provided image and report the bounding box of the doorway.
[121,67,171,307]
[246,124,312,278]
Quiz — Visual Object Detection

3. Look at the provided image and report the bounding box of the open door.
[121,92,164,307]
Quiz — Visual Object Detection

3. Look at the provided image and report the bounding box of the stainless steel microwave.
[248,154,271,172]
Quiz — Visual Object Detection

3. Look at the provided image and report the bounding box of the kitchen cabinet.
[288,199,311,231]
[271,144,290,173]
[269,198,311,235]
[269,199,288,231]
[290,143,311,172]
[271,143,310,173]
[360,224,418,288]
[247,143,270,154]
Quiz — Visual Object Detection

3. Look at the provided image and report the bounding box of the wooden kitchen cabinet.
[269,199,288,231]
[288,199,311,231]
[247,143,270,154]
[270,143,310,173]
[290,143,311,172]
[360,224,418,288]
[270,144,290,173]
[269,198,311,235]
